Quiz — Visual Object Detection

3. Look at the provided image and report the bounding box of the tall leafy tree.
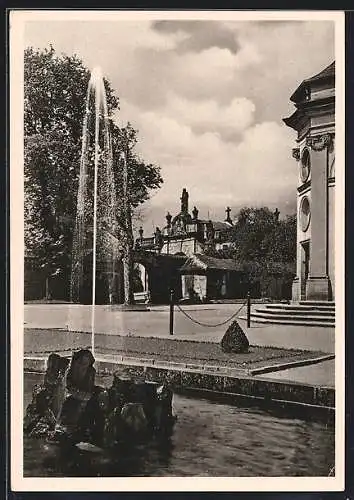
[24,46,162,300]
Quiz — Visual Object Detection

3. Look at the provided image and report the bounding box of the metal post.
[247,291,251,328]
[169,288,175,335]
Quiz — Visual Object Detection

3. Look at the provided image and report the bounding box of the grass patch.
[24,328,328,370]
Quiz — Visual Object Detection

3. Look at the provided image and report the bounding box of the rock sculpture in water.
[56,349,96,439]
[24,354,70,437]
[24,351,176,448]
[220,320,250,354]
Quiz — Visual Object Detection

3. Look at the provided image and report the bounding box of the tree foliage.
[24,46,118,139]
[216,207,296,297]
[230,207,296,264]
[24,46,162,291]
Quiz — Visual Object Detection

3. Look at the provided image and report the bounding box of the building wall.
[328,180,335,299]
[292,115,334,301]
[161,238,204,256]
[294,137,334,302]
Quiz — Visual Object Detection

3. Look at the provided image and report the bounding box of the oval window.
[299,196,311,232]
[300,148,311,183]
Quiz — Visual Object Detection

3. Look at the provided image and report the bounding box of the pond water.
[23,372,334,477]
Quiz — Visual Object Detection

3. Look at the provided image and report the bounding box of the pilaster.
[305,133,333,300]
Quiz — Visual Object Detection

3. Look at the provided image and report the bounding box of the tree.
[24,131,79,294]
[24,46,162,301]
[24,46,118,139]
[229,207,296,263]
[216,207,296,298]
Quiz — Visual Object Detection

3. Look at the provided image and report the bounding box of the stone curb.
[24,355,335,410]
[249,354,335,375]
[23,349,333,379]
[100,355,247,376]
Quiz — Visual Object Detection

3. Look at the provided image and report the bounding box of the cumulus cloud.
[118,100,296,217]
[23,15,335,225]
[159,93,256,138]
[152,20,241,54]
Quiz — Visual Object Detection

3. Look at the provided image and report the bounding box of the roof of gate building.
[180,254,243,274]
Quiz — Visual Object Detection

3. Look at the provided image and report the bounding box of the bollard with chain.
[169,288,175,335]
[247,291,251,328]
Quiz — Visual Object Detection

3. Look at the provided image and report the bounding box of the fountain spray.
[71,66,118,356]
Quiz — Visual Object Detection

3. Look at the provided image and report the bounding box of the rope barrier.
[175,300,247,328]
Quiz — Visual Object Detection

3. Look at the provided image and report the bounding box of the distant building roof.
[180,253,242,274]
[199,220,231,231]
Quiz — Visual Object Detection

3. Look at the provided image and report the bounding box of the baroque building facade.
[284,61,335,301]
[134,188,247,302]
[136,188,234,257]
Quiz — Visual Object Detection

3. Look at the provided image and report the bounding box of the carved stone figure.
[166,212,172,227]
[154,227,163,248]
[180,188,189,214]
[206,220,215,241]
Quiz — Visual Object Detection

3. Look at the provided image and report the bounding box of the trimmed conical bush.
[221,320,249,354]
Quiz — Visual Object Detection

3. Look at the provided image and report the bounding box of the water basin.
[23,372,334,477]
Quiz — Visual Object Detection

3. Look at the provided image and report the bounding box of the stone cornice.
[283,97,334,133]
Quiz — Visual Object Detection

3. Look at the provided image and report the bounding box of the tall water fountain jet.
[71,67,118,355]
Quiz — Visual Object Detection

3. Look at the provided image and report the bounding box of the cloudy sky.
[23,13,335,232]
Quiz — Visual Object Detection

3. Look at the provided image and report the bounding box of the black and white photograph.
[10,10,345,491]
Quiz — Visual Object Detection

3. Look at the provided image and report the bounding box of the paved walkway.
[256,359,335,388]
[24,304,336,388]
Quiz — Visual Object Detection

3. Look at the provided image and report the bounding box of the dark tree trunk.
[45,275,52,301]
[123,246,134,305]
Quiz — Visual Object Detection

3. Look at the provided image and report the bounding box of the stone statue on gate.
[180,188,189,214]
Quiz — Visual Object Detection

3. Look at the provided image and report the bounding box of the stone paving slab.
[23,304,336,389]
[24,304,335,353]
[255,359,335,388]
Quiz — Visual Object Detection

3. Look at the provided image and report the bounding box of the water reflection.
[24,373,334,477]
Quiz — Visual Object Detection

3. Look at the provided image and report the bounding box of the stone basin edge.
[23,355,335,412]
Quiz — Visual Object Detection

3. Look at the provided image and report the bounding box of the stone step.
[253,308,335,320]
[240,314,335,327]
[241,300,336,327]
[257,305,335,315]
[299,300,335,306]
[252,310,334,322]
[264,304,335,312]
